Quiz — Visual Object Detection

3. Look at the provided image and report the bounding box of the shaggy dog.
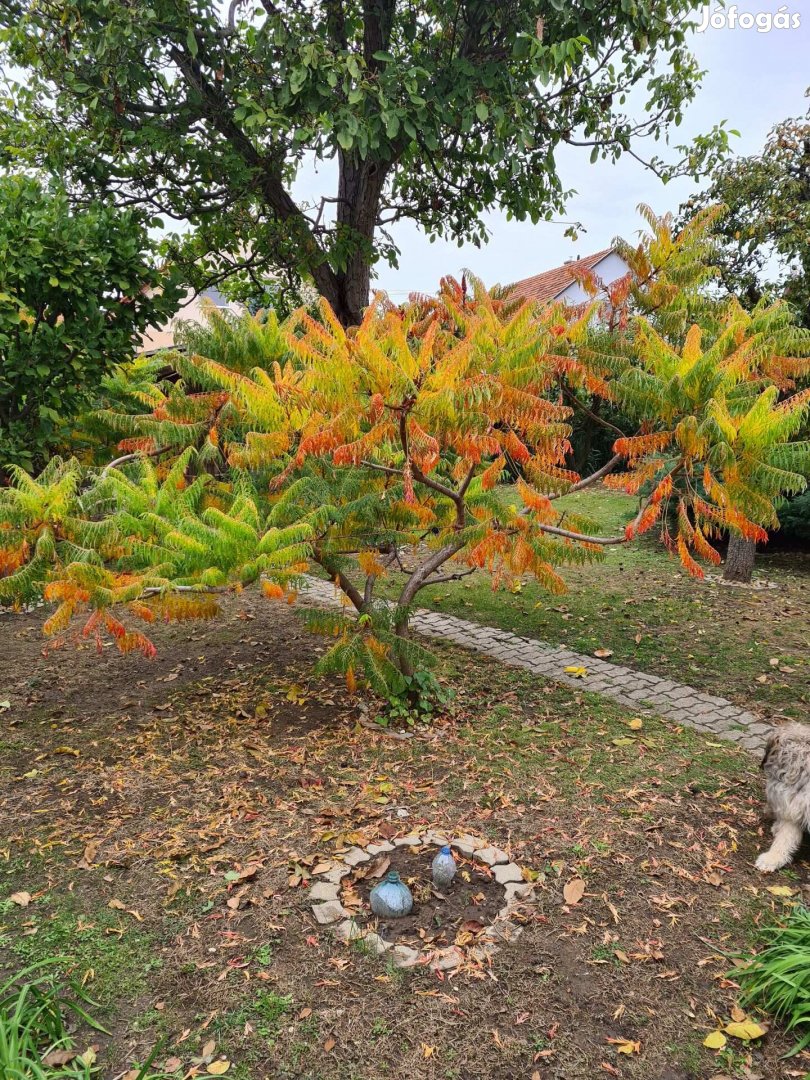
[756,723,810,873]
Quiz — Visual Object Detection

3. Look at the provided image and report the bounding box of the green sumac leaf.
[475,101,489,122]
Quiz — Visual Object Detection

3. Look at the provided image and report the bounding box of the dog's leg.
[755,819,804,872]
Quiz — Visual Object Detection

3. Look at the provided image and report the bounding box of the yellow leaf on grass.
[627,718,643,730]
[766,885,797,897]
[207,1062,230,1075]
[724,1020,767,1041]
[703,1030,727,1049]
[421,1044,436,1059]
[564,665,587,678]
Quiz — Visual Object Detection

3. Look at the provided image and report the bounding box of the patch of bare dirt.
[0,590,806,1080]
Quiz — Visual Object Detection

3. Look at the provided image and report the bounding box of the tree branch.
[548,453,624,500]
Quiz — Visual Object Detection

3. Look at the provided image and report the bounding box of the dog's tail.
[761,729,778,771]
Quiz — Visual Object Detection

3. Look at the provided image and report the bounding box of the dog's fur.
[756,722,810,872]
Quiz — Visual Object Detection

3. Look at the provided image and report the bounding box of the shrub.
[777,490,810,545]
[733,904,810,1056]
[0,176,182,475]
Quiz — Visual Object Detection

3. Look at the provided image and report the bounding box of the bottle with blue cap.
[432,845,457,892]
[370,870,414,918]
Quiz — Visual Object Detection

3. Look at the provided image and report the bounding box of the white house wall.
[555,251,630,305]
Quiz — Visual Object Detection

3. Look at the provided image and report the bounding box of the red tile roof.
[508,248,615,304]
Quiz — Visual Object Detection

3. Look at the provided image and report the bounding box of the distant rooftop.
[508,247,615,304]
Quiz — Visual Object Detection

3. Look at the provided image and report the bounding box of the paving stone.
[746,722,773,736]
[503,881,533,903]
[393,834,423,847]
[740,735,767,751]
[493,862,524,885]
[334,918,365,942]
[312,900,348,925]
[481,920,522,943]
[429,945,465,972]
[626,687,656,702]
[366,841,395,855]
[360,931,391,955]
[389,944,421,968]
[343,847,371,867]
[451,835,486,857]
[315,862,351,883]
[476,845,510,866]
[309,881,340,902]
[423,829,450,846]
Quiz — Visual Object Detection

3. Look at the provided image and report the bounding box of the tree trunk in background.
[723,534,757,583]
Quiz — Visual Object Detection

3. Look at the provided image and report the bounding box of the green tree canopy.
[681,96,810,326]
[0,175,182,474]
[1,0,732,325]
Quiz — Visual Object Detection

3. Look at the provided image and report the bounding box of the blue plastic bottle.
[370,870,414,918]
[432,846,457,891]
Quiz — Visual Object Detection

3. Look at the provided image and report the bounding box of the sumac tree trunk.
[723,533,757,583]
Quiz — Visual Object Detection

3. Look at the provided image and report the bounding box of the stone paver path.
[300,577,771,754]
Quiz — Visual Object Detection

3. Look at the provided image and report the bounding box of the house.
[508,247,630,307]
[139,285,242,354]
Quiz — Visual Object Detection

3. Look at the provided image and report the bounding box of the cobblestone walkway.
[300,577,771,754]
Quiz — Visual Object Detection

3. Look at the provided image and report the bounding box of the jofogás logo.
[696,4,801,31]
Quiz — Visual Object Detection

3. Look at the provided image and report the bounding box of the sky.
[347,5,810,298]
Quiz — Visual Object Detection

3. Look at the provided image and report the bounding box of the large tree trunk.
[723,533,757,583]
[334,153,389,326]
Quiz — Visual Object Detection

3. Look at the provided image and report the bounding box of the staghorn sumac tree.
[1,230,810,697]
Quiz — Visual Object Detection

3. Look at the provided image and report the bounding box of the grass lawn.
[375,486,810,720]
[1,592,809,1078]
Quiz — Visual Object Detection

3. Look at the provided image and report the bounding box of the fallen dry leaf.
[607,1037,640,1055]
[724,1020,767,1041]
[703,1030,727,1049]
[10,891,31,907]
[42,1050,78,1067]
[563,878,585,906]
[207,1061,230,1075]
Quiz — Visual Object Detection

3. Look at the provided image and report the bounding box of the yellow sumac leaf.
[357,551,386,577]
[724,1020,767,1041]
[703,1030,727,1049]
